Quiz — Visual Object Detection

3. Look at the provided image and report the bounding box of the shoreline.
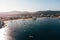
[3,17,59,21]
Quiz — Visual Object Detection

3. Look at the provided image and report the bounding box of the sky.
[0,0,60,12]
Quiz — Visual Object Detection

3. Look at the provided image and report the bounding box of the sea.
[0,17,60,40]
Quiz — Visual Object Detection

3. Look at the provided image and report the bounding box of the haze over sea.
[0,17,60,40]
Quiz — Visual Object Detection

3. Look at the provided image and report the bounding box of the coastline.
[3,17,58,21]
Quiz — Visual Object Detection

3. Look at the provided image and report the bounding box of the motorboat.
[58,16,60,19]
[32,16,37,20]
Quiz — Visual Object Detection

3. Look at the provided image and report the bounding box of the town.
[0,11,60,21]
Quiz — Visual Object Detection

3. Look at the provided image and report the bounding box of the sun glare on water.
[0,27,8,40]
[0,21,15,40]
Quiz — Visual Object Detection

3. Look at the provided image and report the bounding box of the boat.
[58,16,60,19]
[32,16,37,20]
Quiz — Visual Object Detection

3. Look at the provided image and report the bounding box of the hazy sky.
[0,0,60,12]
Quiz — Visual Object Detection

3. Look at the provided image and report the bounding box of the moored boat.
[32,16,37,20]
[58,16,60,19]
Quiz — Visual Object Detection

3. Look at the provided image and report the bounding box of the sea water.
[0,17,60,40]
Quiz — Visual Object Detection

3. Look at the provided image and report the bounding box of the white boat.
[58,16,60,19]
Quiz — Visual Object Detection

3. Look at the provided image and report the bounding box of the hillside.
[0,11,60,17]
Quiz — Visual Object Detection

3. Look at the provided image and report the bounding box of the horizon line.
[0,10,60,12]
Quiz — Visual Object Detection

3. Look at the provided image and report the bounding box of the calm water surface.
[0,18,60,40]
